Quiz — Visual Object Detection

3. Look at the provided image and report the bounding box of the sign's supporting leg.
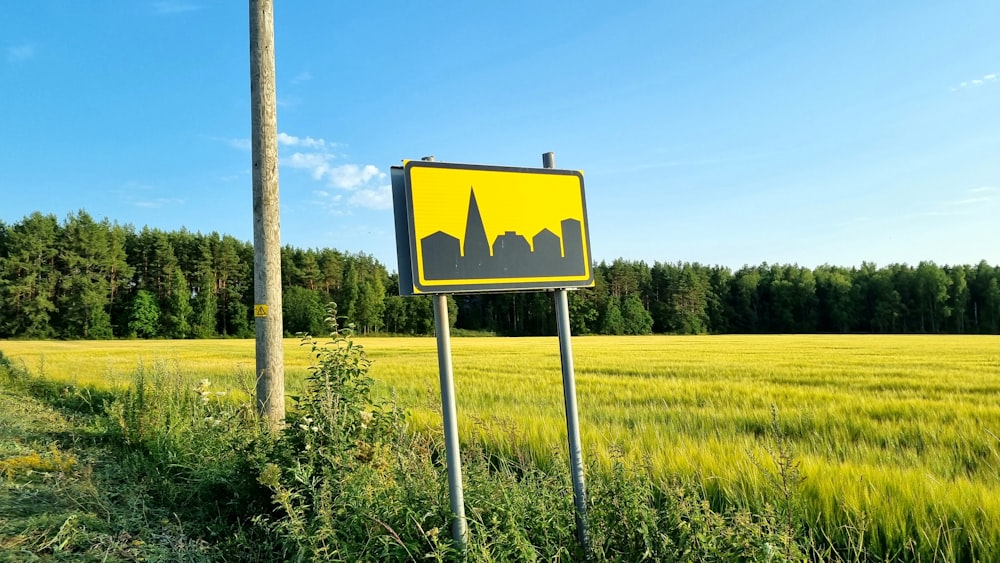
[434,294,468,555]
[544,151,592,557]
[555,288,592,557]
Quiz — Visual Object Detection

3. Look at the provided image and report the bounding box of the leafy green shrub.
[256,305,440,560]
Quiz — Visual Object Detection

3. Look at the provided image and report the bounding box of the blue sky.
[2,1,998,272]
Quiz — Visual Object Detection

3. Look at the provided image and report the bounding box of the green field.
[2,334,999,558]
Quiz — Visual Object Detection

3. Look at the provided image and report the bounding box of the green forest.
[1,210,998,339]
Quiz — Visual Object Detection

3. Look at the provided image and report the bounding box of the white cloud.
[277,132,347,180]
[945,187,999,207]
[6,43,35,63]
[348,185,393,210]
[311,190,347,215]
[282,149,385,194]
[292,71,313,85]
[277,132,327,149]
[946,196,994,206]
[221,129,389,210]
[927,186,1000,212]
[326,164,383,190]
[152,1,201,15]
[285,151,334,179]
[119,182,185,208]
[906,209,966,219]
[276,96,301,109]
[951,72,998,91]
[227,137,251,150]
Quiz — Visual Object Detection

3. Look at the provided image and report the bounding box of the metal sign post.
[545,152,592,557]
[434,293,468,553]
[390,153,594,557]
[423,158,469,555]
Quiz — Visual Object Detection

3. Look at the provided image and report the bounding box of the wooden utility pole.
[249,0,284,427]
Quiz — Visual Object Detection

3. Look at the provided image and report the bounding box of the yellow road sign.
[254,304,269,318]
[392,160,594,294]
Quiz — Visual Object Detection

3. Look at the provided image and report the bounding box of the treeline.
[0,211,392,339]
[551,259,1000,335]
[1,211,998,338]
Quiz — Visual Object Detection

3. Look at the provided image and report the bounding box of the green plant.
[99,358,276,556]
[257,304,422,560]
[748,405,807,559]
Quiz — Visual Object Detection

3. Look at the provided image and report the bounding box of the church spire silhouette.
[462,188,489,259]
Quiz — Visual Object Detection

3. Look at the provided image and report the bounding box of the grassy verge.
[0,356,271,562]
[0,375,222,560]
[0,385,99,560]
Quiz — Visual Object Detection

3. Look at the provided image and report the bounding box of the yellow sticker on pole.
[254,304,269,318]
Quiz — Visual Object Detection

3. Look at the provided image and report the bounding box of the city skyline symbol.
[420,188,587,281]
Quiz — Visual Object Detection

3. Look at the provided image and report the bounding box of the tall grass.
[1,335,816,561]
[2,334,999,559]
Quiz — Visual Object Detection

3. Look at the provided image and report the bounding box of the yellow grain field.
[2,334,999,555]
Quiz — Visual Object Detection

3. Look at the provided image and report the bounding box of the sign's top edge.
[402,159,583,176]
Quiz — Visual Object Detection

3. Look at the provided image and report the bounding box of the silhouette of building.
[421,231,461,280]
[559,218,586,276]
[530,228,562,274]
[492,231,531,276]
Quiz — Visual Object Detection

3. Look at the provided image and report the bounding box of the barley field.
[2,334,999,557]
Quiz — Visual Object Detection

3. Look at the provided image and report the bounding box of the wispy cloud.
[135,197,186,209]
[325,164,383,190]
[311,190,346,215]
[152,1,201,15]
[228,137,252,150]
[277,132,328,149]
[290,158,387,199]
[118,182,186,208]
[945,186,1000,207]
[277,95,302,109]
[905,209,968,219]
[202,134,252,150]
[281,133,338,180]
[946,197,995,206]
[292,71,313,85]
[220,131,389,210]
[951,72,998,92]
[286,151,334,178]
[904,186,1000,219]
[6,43,35,63]
[348,185,393,210]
